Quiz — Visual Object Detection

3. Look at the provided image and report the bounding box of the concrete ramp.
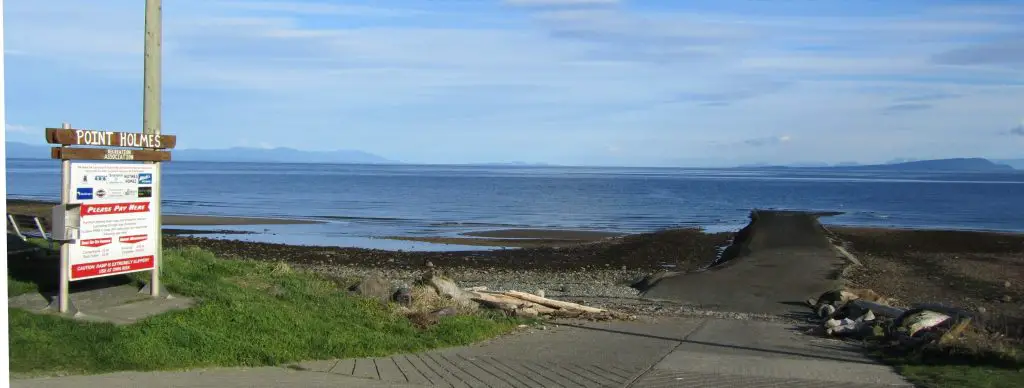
[641,210,847,315]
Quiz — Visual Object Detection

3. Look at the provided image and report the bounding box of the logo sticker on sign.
[76,187,94,200]
[139,173,153,185]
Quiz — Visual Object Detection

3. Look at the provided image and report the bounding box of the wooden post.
[144,0,164,298]
[59,123,72,313]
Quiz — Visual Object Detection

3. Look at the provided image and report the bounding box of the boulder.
[350,274,394,303]
[417,272,475,304]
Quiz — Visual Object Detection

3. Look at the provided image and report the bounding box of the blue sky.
[4,0,1024,166]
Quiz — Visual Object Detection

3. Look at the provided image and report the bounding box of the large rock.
[417,272,474,304]
[350,274,394,303]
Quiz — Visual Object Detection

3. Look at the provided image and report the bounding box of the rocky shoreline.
[10,198,1023,324]
[161,224,1024,325]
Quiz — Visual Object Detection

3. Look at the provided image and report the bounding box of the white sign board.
[68,162,158,281]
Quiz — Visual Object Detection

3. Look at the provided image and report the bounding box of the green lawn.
[874,335,1024,388]
[898,364,1024,388]
[8,245,520,377]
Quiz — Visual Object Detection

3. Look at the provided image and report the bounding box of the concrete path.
[12,317,911,388]
[641,210,849,316]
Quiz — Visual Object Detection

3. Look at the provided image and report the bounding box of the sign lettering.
[75,130,115,146]
[51,147,171,162]
[104,149,135,160]
[46,128,176,149]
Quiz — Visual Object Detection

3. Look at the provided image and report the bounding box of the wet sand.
[378,229,624,248]
[463,229,624,240]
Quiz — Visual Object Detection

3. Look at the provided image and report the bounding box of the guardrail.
[7,213,53,252]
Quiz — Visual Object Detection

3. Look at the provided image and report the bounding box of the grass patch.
[897,365,1023,388]
[8,246,521,377]
[873,327,1024,388]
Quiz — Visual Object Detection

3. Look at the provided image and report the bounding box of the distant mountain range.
[743,158,1017,172]
[5,142,396,164]
[5,141,1021,171]
[993,159,1024,169]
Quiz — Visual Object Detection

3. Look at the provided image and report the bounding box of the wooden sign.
[51,147,172,162]
[46,128,176,149]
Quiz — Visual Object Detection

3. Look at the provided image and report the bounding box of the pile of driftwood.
[418,272,636,321]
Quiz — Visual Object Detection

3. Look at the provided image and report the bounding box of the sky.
[4,0,1024,167]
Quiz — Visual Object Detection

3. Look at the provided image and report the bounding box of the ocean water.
[7,159,1024,249]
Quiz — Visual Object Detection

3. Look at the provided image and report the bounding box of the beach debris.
[806,285,984,348]
[893,309,953,345]
[839,300,905,320]
[403,273,633,323]
[349,273,394,303]
[809,287,887,311]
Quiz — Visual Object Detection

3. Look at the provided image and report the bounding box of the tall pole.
[1,1,10,379]
[144,0,163,297]
[59,123,71,312]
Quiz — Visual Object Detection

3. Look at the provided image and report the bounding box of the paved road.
[641,210,848,315]
[13,317,911,388]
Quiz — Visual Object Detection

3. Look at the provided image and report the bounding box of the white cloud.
[5,124,33,133]
[5,0,1024,164]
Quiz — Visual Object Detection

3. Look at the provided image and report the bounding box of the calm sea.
[7,159,1024,250]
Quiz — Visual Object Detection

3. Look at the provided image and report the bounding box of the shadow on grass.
[7,236,156,298]
[872,337,1023,370]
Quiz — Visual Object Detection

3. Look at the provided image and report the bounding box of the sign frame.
[48,123,175,315]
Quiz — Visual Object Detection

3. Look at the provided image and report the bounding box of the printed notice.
[68,162,157,281]
[70,162,157,204]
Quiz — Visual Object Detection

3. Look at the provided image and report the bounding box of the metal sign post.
[46,126,176,314]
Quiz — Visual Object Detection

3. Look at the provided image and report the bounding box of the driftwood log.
[501,290,605,313]
[468,289,634,321]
